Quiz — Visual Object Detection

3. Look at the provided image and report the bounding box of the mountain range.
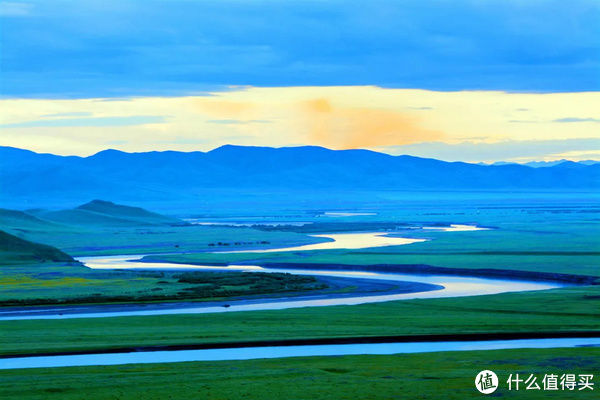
[485,160,600,168]
[1,145,598,208]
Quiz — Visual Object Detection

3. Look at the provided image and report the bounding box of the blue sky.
[1,0,599,97]
[0,1,598,161]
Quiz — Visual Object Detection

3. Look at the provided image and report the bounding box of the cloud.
[548,149,600,160]
[41,112,93,118]
[405,106,433,110]
[0,115,166,128]
[553,117,600,123]
[300,98,444,149]
[1,0,599,97]
[510,117,600,124]
[0,87,598,159]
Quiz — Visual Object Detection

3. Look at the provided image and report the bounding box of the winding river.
[0,254,558,321]
[214,224,488,253]
[0,227,559,320]
[3,226,593,369]
[1,338,597,370]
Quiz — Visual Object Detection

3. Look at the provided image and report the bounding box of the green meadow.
[142,213,600,277]
[0,264,324,306]
[2,348,599,400]
[0,201,332,305]
[2,284,598,356]
[0,195,598,392]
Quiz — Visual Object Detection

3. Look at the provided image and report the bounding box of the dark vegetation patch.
[0,270,326,307]
[321,368,351,374]
[538,356,599,369]
[43,388,66,393]
[174,271,325,298]
[0,230,74,264]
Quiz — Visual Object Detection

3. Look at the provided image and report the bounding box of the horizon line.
[1,144,598,166]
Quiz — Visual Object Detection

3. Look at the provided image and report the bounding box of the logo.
[475,370,499,394]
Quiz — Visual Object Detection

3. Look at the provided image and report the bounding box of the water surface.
[217,231,426,253]
[1,338,597,370]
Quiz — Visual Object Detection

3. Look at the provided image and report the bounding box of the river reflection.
[1,338,597,370]
[215,231,427,253]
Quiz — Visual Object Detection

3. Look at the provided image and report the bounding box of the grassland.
[0,201,329,257]
[0,264,324,306]
[1,196,598,367]
[2,284,598,356]
[12,224,326,257]
[2,348,599,399]
[0,202,333,306]
[3,197,598,278]
[141,214,600,277]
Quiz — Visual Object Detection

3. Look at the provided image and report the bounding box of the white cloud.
[0,1,32,16]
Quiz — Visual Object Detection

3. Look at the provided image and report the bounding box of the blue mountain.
[1,145,598,208]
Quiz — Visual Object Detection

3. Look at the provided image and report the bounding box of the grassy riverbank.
[2,347,599,399]
[2,198,597,308]
[2,285,599,356]
[140,218,600,277]
[0,266,325,307]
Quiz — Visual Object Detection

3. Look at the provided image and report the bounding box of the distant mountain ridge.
[0,145,598,207]
[486,159,600,168]
[73,199,184,224]
[0,200,186,231]
[30,200,186,227]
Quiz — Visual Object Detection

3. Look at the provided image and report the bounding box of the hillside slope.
[0,208,63,232]
[0,230,74,264]
[33,200,186,227]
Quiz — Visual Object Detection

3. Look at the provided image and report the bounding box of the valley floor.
[1,284,599,357]
[1,194,598,398]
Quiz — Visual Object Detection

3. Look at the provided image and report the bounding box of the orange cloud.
[301,98,443,149]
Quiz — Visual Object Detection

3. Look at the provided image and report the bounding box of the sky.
[0,0,599,162]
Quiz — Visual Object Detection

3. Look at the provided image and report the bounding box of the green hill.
[0,208,65,233]
[34,200,186,227]
[0,230,74,264]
